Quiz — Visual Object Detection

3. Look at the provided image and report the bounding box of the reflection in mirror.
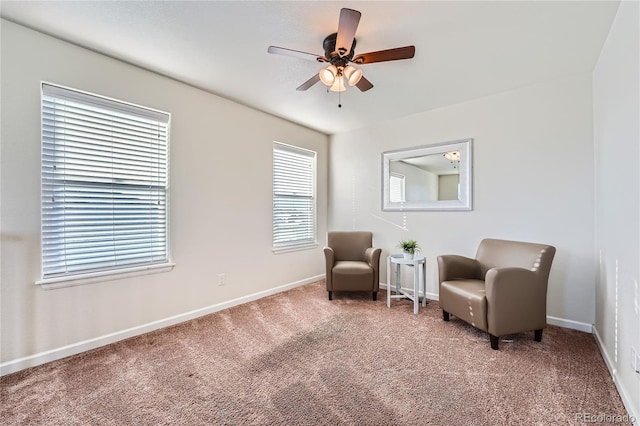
[382,139,472,211]
[389,151,460,202]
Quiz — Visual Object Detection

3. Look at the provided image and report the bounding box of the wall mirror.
[382,138,473,211]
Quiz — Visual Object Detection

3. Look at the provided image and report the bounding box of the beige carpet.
[0,281,630,425]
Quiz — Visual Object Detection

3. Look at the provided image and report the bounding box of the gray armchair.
[438,238,556,350]
[324,231,381,301]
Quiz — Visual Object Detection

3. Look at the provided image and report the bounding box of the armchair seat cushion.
[333,261,373,276]
[332,261,374,292]
[440,279,488,332]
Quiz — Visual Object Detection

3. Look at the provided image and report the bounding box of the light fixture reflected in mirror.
[444,151,461,168]
[444,151,460,162]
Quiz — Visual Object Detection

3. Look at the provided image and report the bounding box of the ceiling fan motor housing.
[323,33,356,67]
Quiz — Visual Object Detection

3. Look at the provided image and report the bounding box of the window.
[390,172,406,202]
[40,83,170,283]
[272,142,317,251]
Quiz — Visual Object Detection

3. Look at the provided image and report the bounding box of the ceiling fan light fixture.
[268,8,415,95]
[319,65,338,86]
[329,76,346,92]
[343,65,363,86]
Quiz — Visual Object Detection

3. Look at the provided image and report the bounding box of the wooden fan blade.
[335,8,361,57]
[352,46,415,64]
[296,74,321,91]
[355,76,373,92]
[268,46,328,62]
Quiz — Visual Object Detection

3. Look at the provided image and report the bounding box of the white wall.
[329,73,595,327]
[0,21,328,371]
[593,0,640,419]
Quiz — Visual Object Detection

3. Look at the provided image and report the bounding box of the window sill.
[272,242,319,254]
[35,262,176,290]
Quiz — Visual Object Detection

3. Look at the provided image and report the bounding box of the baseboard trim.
[380,284,594,333]
[593,326,639,425]
[546,316,593,333]
[0,275,324,376]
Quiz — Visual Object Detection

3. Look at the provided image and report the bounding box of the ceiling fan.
[268,8,415,94]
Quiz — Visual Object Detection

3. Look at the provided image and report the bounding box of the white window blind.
[273,142,316,250]
[390,172,406,202]
[41,83,170,280]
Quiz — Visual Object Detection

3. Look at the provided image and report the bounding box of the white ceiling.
[0,1,620,135]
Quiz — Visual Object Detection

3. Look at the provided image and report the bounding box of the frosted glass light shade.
[319,65,337,86]
[329,76,346,92]
[343,66,363,86]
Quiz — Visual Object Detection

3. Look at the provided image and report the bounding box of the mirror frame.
[382,138,473,211]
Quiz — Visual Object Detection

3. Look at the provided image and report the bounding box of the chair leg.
[443,310,450,321]
[372,292,377,301]
[534,329,543,342]
[490,334,499,350]
[328,291,333,301]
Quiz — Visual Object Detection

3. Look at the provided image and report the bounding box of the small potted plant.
[397,239,421,260]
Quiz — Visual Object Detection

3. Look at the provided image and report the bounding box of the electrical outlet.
[218,273,225,286]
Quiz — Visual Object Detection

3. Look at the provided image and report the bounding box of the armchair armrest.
[365,247,382,292]
[485,267,547,336]
[323,247,335,265]
[364,247,381,268]
[437,255,481,283]
[324,247,335,289]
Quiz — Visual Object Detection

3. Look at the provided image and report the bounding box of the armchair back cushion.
[475,238,555,280]
[328,231,372,262]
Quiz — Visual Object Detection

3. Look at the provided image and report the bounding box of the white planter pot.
[403,252,414,260]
